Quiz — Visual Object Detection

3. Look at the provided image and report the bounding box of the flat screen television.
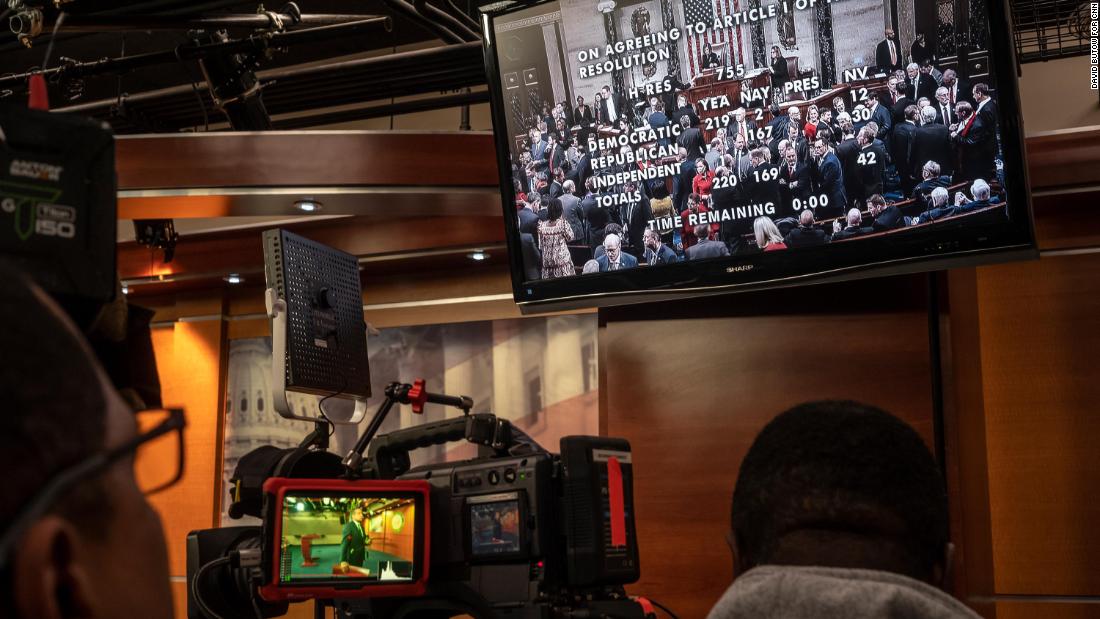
[480,0,1035,311]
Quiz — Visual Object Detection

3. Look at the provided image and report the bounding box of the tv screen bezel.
[479,0,1037,312]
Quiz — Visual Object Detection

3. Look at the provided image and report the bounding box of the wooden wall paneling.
[115,132,499,190]
[600,275,937,619]
[943,268,998,617]
[1031,194,1100,251]
[150,317,224,577]
[973,253,1100,596]
[995,601,1100,619]
[118,216,505,281]
[1023,129,1100,190]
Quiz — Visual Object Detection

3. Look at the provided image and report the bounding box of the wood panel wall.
[595,127,1100,619]
[950,253,1100,606]
[600,275,938,619]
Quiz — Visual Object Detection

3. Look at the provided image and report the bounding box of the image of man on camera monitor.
[471,501,521,555]
[280,497,417,581]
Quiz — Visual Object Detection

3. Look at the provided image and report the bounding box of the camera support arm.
[342,380,476,478]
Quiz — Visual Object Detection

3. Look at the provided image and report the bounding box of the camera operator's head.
[729,400,949,583]
[0,266,173,619]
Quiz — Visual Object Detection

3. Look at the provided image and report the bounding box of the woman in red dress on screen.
[804,105,820,141]
[538,198,576,278]
[754,216,788,251]
[692,158,715,197]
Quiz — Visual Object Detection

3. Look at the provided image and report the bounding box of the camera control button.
[488,470,501,485]
[504,469,516,483]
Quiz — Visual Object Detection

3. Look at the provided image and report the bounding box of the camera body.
[189,407,645,619]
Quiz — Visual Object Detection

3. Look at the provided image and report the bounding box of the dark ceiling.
[0,0,491,132]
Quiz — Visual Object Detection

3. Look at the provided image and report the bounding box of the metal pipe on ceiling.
[53,42,487,127]
[380,0,463,43]
[39,13,379,32]
[0,16,392,88]
[412,0,480,42]
[444,0,480,31]
[93,0,252,16]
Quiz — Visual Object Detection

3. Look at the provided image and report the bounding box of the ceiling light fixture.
[224,273,244,284]
[121,285,130,295]
[468,251,489,261]
[294,199,322,212]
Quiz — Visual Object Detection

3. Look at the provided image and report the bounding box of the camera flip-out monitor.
[481,0,1035,311]
[467,491,527,561]
[259,478,430,602]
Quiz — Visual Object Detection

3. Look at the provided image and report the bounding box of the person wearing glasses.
[0,265,184,619]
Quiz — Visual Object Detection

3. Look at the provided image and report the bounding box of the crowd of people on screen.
[512,43,1004,279]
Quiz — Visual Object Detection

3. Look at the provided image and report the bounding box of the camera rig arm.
[342,380,475,477]
[342,379,550,479]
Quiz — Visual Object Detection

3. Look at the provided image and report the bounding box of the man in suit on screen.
[596,233,638,271]
[341,507,371,568]
[953,84,997,182]
[867,93,893,141]
[812,137,848,218]
[686,224,730,260]
[912,107,954,178]
[778,146,813,217]
[599,85,630,125]
[940,69,972,106]
[933,87,956,126]
[875,29,903,74]
[853,126,886,204]
[891,106,920,194]
[785,208,829,247]
[642,227,681,265]
[907,62,937,103]
[726,108,758,148]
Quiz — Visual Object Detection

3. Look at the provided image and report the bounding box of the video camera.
[187,230,649,619]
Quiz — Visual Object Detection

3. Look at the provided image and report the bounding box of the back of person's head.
[0,264,173,618]
[0,266,107,536]
[582,259,600,274]
[799,209,815,226]
[731,400,949,583]
[971,179,991,201]
[923,160,941,179]
[931,186,949,207]
[547,198,564,221]
[753,217,782,247]
[846,208,863,227]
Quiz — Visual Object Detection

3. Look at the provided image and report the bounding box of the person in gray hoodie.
[707,400,981,619]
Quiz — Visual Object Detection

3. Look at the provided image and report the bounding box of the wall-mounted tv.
[480,0,1036,311]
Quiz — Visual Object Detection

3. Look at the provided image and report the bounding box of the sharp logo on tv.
[10,160,63,182]
[485,0,1034,308]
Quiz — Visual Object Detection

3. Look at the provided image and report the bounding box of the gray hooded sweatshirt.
[706,566,982,619]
